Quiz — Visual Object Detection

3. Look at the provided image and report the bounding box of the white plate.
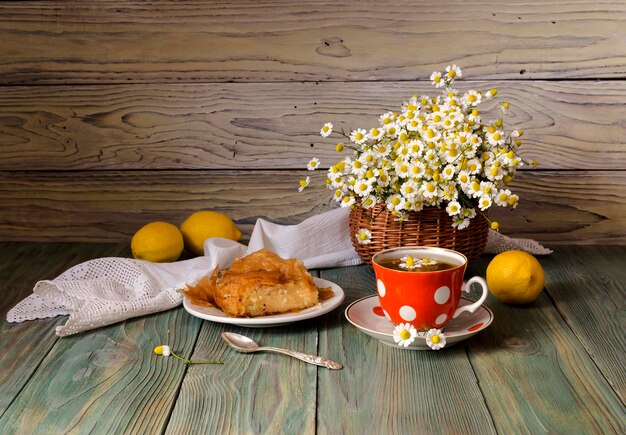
[183,277,345,328]
[345,295,493,350]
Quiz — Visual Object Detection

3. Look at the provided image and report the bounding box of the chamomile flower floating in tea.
[153,345,224,365]
[426,329,447,350]
[393,323,418,347]
[398,256,438,270]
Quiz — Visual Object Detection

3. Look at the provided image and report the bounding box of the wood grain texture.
[167,321,319,434]
[539,246,626,403]
[465,257,626,434]
[0,81,623,171]
[0,1,625,84]
[0,169,624,244]
[317,266,497,434]
[0,305,203,433]
[0,242,125,418]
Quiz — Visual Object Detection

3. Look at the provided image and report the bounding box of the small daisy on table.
[393,323,418,347]
[426,329,447,350]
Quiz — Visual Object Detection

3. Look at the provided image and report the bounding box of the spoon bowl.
[221,332,343,370]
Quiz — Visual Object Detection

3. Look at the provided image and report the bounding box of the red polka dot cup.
[372,246,488,331]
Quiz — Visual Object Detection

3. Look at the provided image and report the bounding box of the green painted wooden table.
[0,243,624,434]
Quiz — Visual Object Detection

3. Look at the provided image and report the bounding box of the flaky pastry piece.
[182,249,331,317]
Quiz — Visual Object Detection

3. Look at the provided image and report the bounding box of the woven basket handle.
[453,276,489,319]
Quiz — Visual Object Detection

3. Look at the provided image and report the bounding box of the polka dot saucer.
[345,295,494,350]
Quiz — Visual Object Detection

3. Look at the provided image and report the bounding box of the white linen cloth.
[7,207,551,336]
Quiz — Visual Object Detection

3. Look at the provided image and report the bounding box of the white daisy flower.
[298,176,311,192]
[393,323,418,347]
[466,158,482,174]
[356,228,372,244]
[409,161,426,178]
[350,128,368,144]
[441,164,456,180]
[320,122,333,137]
[361,195,378,209]
[400,180,419,198]
[426,329,447,350]
[379,112,395,125]
[452,216,470,230]
[462,90,482,107]
[340,195,356,208]
[394,161,411,178]
[445,64,462,80]
[386,194,405,212]
[384,122,400,138]
[307,157,320,171]
[430,71,444,88]
[446,200,462,216]
[486,130,505,146]
[420,181,439,199]
[153,345,171,357]
[487,165,504,181]
[369,127,384,140]
[478,194,493,211]
[354,178,374,197]
[495,189,512,206]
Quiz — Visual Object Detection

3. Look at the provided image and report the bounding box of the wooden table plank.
[465,257,626,433]
[539,246,626,403]
[166,320,319,434]
[1,170,624,245]
[0,1,625,84]
[167,272,322,434]
[0,242,125,419]
[0,306,203,433]
[0,81,623,171]
[317,265,497,434]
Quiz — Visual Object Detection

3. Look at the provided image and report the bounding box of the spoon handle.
[260,346,343,370]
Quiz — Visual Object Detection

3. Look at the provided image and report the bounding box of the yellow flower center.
[359,233,368,240]
[426,183,435,193]
[353,161,362,169]
[391,197,401,206]
[400,329,411,340]
[299,180,307,187]
[355,132,364,141]
[431,335,440,344]
[493,133,501,141]
[335,143,344,152]
[447,70,456,78]
[405,186,413,193]
[406,256,414,266]
[468,94,477,103]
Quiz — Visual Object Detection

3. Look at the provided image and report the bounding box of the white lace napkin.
[7,207,550,336]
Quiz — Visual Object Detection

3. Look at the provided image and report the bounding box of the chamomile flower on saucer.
[426,329,447,350]
[320,122,333,137]
[307,157,320,171]
[355,228,372,244]
[393,323,418,347]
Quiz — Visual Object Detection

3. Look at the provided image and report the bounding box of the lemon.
[180,210,242,256]
[486,250,545,304]
[131,221,184,262]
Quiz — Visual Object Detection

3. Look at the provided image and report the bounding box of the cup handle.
[453,276,489,319]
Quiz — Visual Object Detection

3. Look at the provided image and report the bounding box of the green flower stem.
[170,351,224,365]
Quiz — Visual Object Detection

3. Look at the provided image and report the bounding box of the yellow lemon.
[486,250,545,304]
[180,210,242,256]
[131,221,184,263]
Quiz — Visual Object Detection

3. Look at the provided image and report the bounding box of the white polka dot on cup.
[434,286,450,305]
[377,279,386,297]
[435,313,448,325]
[399,305,416,321]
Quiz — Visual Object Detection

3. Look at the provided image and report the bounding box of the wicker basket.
[349,205,489,264]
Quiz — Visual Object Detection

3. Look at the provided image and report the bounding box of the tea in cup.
[371,246,488,330]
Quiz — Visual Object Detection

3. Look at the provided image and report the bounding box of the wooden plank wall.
[0,1,624,244]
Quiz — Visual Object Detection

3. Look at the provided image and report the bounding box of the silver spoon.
[221,332,343,370]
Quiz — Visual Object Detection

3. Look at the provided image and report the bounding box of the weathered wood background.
[0,1,624,243]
